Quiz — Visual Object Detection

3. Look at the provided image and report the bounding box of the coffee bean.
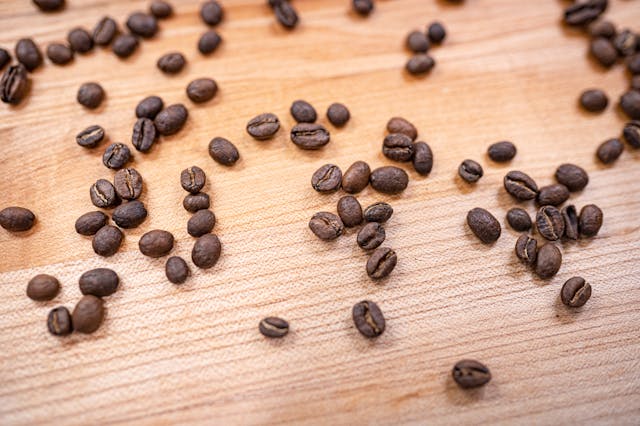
[623,121,640,149]
[555,163,589,191]
[0,207,36,232]
[112,201,147,228]
[291,123,330,150]
[366,247,397,279]
[75,211,108,236]
[47,306,72,336]
[132,118,157,152]
[127,12,158,38]
[337,196,363,228]
[68,28,93,53]
[112,34,139,58]
[488,141,516,162]
[579,204,603,237]
[103,143,131,169]
[187,78,217,103]
[580,89,608,112]
[357,222,386,250]
[613,29,638,57]
[596,138,623,164]
[352,300,385,338]
[139,230,174,257]
[247,113,280,140]
[79,268,119,297]
[165,256,189,284]
[136,95,163,119]
[273,1,298,29]
[33,0,64,11]
[259,317,289,338]
[590,37,618,67]
[536,206,564,241]
[201,0,224,26]
[157,52,186,74]
[90,179,119,208]
[562,205,579,240]
[198,30,222,55]
[208,137,239,166]
[507,208,531,232]
[364,202,393,223]
[27,274,60,301]
[342,161,370,193]
[387,117,417,141]
[406,54,435,75]
[383,133,414,162]
[452,360,491,389]
[150,0,173,18]
[515,234,537,265]
[352,0,374,16]
[370,166,409,194]
[114,167,143,200]
[180,166,206,194]
[183,193,210,213]
[504,170,538,200]
[588,20,616,39]
[467,208,501,244]
[309,212,344,240]
[92,225,123,257]
[77,82,104,109]
[155,104,188,135]
[72,295,104,334]
[406,30,429,53]
[537,184,570,206]
[620,90,640,120]
[631,75,640,91]
[628,54,640,75]
[93,17,118,46]
[311,164,342,193]
[192,233,222,269]
[76,125,105,149]
[458,159,483,183]
[412,141,433,175]
[188,209,216,237]
[428,22,446,43]
[16,38,43,71]
[561,277,592,307]
[46,43,73,65]
[535,243,562,279]
[0,64,29,105]
[0,48,11,70]
[290,100,317,123]
[563,0,607,26]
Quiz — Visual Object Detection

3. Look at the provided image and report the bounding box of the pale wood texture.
[1,0,640,424]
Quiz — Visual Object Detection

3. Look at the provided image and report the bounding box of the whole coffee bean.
[342,161,370,194]
[183,193,210,212]
[90,179,119,208]
[366,247,397,279]
[103,143,131,169]
[623,121,640,149]
[364,202,393,223]
[535,243,562,279]
[187,78,217,103]
[563,0,607,26]
[114,168,143,200]
[412,141,433,175]
[628,54,640,75]
[76,125,105,148]
[47,307,72,336]
[613,29,638,57]
[259,317,289,338]
[620,91,640,120]
[46,43,73,65]
[155,104,188,135]
[136,95,163,119]
[0,48,10,70]
[113,201,147,228]
[387,117,417,141]
[488,141,516,162]
[580,89,608,112]
[467,208,501,244]
[187,209,216,237]
[112,34,139,58]
[504,170,538,200]
[337,196,363,228]
[77,82,105,109]
[290,100,317,123]
[165,256,189,284]
[72,295,104,334]
[208,137,239,166]
[537,184,570,206]
[588,20,616,39]
[383,133,414,162]
[273,1,298,29]
[406,54,435,75]
[79,268,119,297]
[16,38,43,71]
[201,0,224,26]
[27,274,60,301]
[515,234,537,265]
[126,12,158,38]
[198,30,222,55]
[309,212,344,240]
[0,64,29,105]
[93,16,118,46]
[352,0,374,16]
[536,206,564,241]
[562,205,579,240]
[370,166,409,194]
[579,204,603,237]
[68,28,93,53]
[352,300,385,338]
[132,118,157,152]
[428,22,446,43]
[590,37,618,67]
[33,0,65,11]
[291,123,330,150]
[139,230,174,257]
[507,208,531,232]
[157,52,186,74]
[406,30,429,53]
[247,113,280,140]
[596,138,623,164]
[75,211,108,236]
[150,0,173,18]
[561,277,592,307]
[555,163,589,191]
[0,206,36,232]
[357,222,386,250]
[458,159,483,183]
[452,360,491,389]
[192,233,222,269]
[181,166,206,194]
[311,164,342,193]
[92,225,123,257]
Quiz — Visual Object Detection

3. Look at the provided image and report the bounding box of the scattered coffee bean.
[622,121,640,149]
[201,0,224,26]
[139,230,175,257]
[0,207,36,232]
[103,143,131,169]
[352,0,374,16]
[209,137,240,166]
[127,12,158,38]
[259,317,289,338]
[112,201,148,228]
[311,164,342,193]
[487,141,516,162]
[46,43,73,65]
[247,113,280,140]
[16,38,43,71]
[291,123,330,149]
[458,159,483,183]
[198,30,222,55]
[352,300,385,338]
[165,256,189,284]
[33,0,65,12]
[590,37,618,67]
[68,28,93,53]
[132,118,157,152]
[157,52,186,74]
[370,166,409,194]
[383,133,414,162]
[187,209,216,237]
[515,234,537,265]
[114,168,143,200]
[77,82,105,109]
[93,17,118,46]
[112,34,139,58]
[628,54,640,75]
[563,0,607,26]
[75,211,108,236]
[427,22,446,43]
[613,29,638,57]
[136,95,163,119]
[406,54,435,75]
[181,166,206,194]
[507,208,531,232]
[536,206,565,241]
[0,48,11,70]
[357,222,386,250]
[562,205,579,240]
[337,196,363,228]
[620,90,640,120]
[273,1,298,29]
[27,274,60,301]
[596,138,623,164]
[580,89,608,112]
[90,179,119,208]
[467,208,501,244]
[290,100,317,123]
[364,202,393,223]
[187,78,217,103]
[537,184,570,206]
[155,104,188,135]
[76,125,105,148]
[192,233,222,269]
[0,64,29,105]
[555,163,589,191]
[92,225,123,257]
[150,0,173,18]
[504,170,538,200]
[342,161,370,194]
[366,247,397,280]
[47,306,72,336]
[387,117,417,141]
[79,268,119,297]
[561,277,592,307]
[309,212,344,240]
[183,193,210,213]
[579,204,603,237]
[406,31,429,53]
[452,360,491,389]
[588,20,615,39]
[535,243,562,279]
[412,141,433,175]
[72,295,104,334]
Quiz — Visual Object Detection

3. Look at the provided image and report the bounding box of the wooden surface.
[1,0,640,424]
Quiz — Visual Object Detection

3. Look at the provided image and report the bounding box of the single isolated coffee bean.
[613,29,638,57]
[590,37,618,67]
[103,143,131,169]
[563,0,607,26]
[139,230,174,257]
[27,274,60,301]
[337,196,363,228]
[387,117,417,141]
[201,0,224,26]
[112,34,139,58]
[181,166,206,194]
[406,54,435,75]
[126,12,158,38]
[79,268,119,297]
[165,256,189,284]
[452,360,491,389]
[588,20,616,39]
[467,208,501,244]
[383,133,414,162]
[112,200,147,228]
[342,161,370,193]
[412,141,433,175]
[0,64,30,105]
[33,0,65,12]
[150,0,173,18]
[622,121,640,149]
[187,209,216,237]
[536,206,565,241]
[132,118,157,152]
[579,204,603,237]
[46,43,73,65]
[596,138,623,164]
[352,0,374,16]
[183,193,210,213]
[72,295,104,334]
[136,95,163,119]
[555,163,589,191]
[357,222,386,250]
[93,17,118,46]
[580,89,608,112]
[75,211,108,236]
[47,306,72,336]
[157,52,186,74]
[198,30,222,55]
[535,243,562,279]
[487,141,516,162]
[0,49,10,71]
[507,208,531,232]
[90,179,119,208]
[537,184,570,206]
[155,104,188,136]
[620,91,640,120]
[259,317,289,338]
[504,170,538,200]
[192,233,222,269]
[352,300,385,338]
[68,28,93,53]
[15,38,43,71]
[187,78,217,103]
[309,212,344,241]
[428,22,446,43]
[92,225,123,257]
[366,247,397,279]
[114,168,143,200]
[370,166,409,194]
[515,234,537,265]
[364,202,393,223]
[208,137,239,166]
[290,99,317,123]
[458,159,483,183]
[406,30,429,53]
[76,125,105,148]
[77,82,105,109]
[561,277,592,308]
[291,123,330,150]
[273,1,299,29]
[247,113,280,140]
[0,206,36,232]
[562,205,579,240]
[311,164,342,193]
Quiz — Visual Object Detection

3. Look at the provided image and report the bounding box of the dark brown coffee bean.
[139,230,174,257]
[507,208,531,232]
[114,168,143,200]
[623,121,640,149]
[208,137,239,166]
[357,222,385,250]
[76,125,104,148]
[0,64,29,105]
[555,163,589,191]
[515,234,537,265]
[150,0,173,18]
[0,48,11,71]
[579,204,603,237]
[387,117,417,141]
[620,90,640,120]
[458,159,483,183]
[103,143,131,169]
[561,277,592,307]
[311,164,342,193]
[68,28,93,53]
[590,37,618,67]
[33,0,65,12]
[132,118,157,152]
[596,138,623,164]
[47,307,72,336]
[27,274,60,301]
[562,205,579,240]
[90,179,119,208]
[198,30,222,55]
[79,268,119,297]
[157,52,186,74]
[291,123,330,149]
[580,89,608,112]
[364,202,393,223]
[165,256,189,284]
[536,206,565,241]
[16,38,43,71]
[504,170,538,200]
[342,161,370,193]
[290,100,317,123]
[273,1,298,29]
[467,208,501,244]
[247,113,280,140]
[72,295,104,334]
[75,211,108,236]
[126,12,158,38]
[406,30,429,53]
[406,54,435,75]
[93,17,118,46]
[201,0,224,26]
[370,166,409,194]
[366,247,397,279]
[383,133,414,162]
[535,243,562,279]
[309,212,343,240]
[352,0,374,15]
[0,207,36,232]
[187,209,216,237]
[628,54,640,75]
[613,29,638,57]
[259,317,289,338]
[428,22,446,43]
[352,301,385,338]
[77,82,105,109]
[136,95,163,119]
[192,233,222,269]
[537,184,570,206]
[412,141,433,175]
[155,104,188,135]
[452,360,491,389]
[183,193,210,212]
[112,34,139,58]
[186,78,217,103]
[337,196,363,228]
[563,0,607,26]
[588,20,616,39]
[180,166,206,194]
[112,201,147,228]
[92,225,123,257]
[487,141,516,162]
[46,43,73,65]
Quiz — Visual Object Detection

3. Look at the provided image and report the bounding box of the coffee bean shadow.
[444,377,492,405]
[553,295,578,325]
[484,154,513,170]
[401,70,433,83]
[453,174,478,194]
[559,22,589,41]
[435,0,466,9]
[2,224,39,239]
[584,50,616,75]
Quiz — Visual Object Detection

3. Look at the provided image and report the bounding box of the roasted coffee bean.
[580,89,608,112]
[458,159,483,183]
[488,141,516,162]
[579,204,603,237]
[370,166,408,194]
[428,22,446,43]
[467,208,501,244]
[247,113,280,140]
[181,166,206,194]
[47,307,72,336]
[79,268,119,297]
[596,138,623,164]
[187,209,216,237]
[273,1,298,29]
[186,78,217,103]
[201,0,224,26]
[555,163,589,191]
[90,179,119,208]
[75,211,108,236]
[150,0,173,18]
[383,133,414,162]
[68,28,93,53]
[309,212,344,240]
[562,205,579,240]
[504,170,538,200]
[0,64,29,105]
[452,360,491,389]
[387,117,417,141]
[590,37,618,67]
[563,0,607,26]
[588,20,616,39]
[92,225,123,257]
[364,202,393,223]
[337,196,363,228]
[515,234,537,265]
[27,274,60,301]
[77,82,104,109]
[165,256,189,284]
[139,230,174,257]
[127,12,158,38]
[536,206,565,241]
[112,34,139,58]
[155,104,188,135]
[72,295,104,334]
[291,123,330,149]
[198,30,222,54]
[0,48,10,70]
[46,43,73,65]
[136,95,163,119]
[613,29,638,57]
[507,208,531,232]
[157,52,186,74]
[537,184,570,206]
[33,0,65,11]
[192,233,222,269]
[406,54,435,75]
[183,193,210,212]
[259,317,289,338]
[0,207,36,232]
[357,222,385,250]
[352,300,385,338]
[406,30,429,53]
[535,243,562,279]
[620,91,640,120]
[103,143,131,169]
[342,161,370,194]
[623,121,640,149]
[93,17,118,46]
[290,100,317,123]
[412,141,433,175]
[352,0,374,16]
[132,118,157,152]
[208,137,239,165]
[366,247,397,279]
[112,201,147,228]
[114,168,143,200]
[561,277,592,307]
[311,164,342,193]
[628,54,640,75]
[16,38,43,71]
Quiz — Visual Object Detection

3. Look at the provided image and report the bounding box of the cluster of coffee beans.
[404,21,446,75]
[383,117,434,175]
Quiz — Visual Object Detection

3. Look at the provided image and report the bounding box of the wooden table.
[1,0,639,424]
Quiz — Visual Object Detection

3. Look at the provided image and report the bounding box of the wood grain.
[1,0,640,424]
